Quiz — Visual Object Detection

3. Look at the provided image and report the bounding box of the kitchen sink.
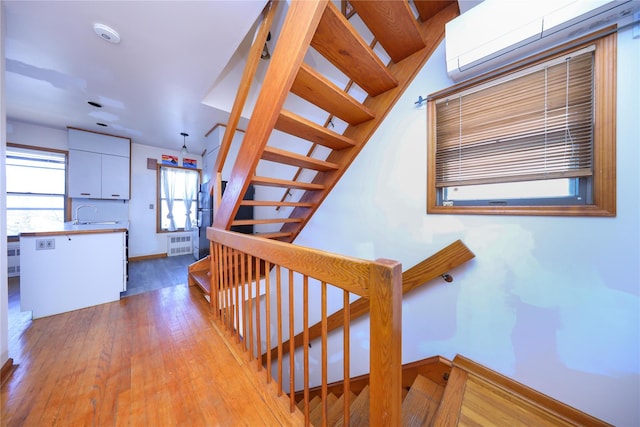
[77,221,120,225]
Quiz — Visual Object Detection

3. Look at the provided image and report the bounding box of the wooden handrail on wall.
[207,226,403,426]
[262,239,475,364]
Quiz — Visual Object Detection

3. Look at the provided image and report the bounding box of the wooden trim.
[128,253,167,262]
[66,126,131,143]
[452,355,613,426]
[427,31,617,217]
[1,358,16,387]
[204,123,246,139]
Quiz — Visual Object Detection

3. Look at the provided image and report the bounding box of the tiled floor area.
[121,254,194,297]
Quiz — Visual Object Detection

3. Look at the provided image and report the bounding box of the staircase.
[211,0,459,241]
[296,355,612,427]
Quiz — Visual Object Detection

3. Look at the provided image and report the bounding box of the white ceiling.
[3,0,267,156]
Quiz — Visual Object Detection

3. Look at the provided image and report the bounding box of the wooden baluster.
[343,289,351,426]
[289,269,296,412]
[303,274,310,425]
[211,242,220,316]
[265,261,272,383]
[240,252,247,352]
[225,246,232,330]
[247,254,254,361]
[234,248,241,342]
[276,265,283,396]
[321,281,328,427]
[255,256,262,371]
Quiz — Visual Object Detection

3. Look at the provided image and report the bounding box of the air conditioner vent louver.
[445,0,640,82]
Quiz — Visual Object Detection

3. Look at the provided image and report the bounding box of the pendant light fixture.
[180,132,189,155]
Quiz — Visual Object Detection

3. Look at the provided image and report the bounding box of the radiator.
[8,241,20,277]
[167,234,192,256]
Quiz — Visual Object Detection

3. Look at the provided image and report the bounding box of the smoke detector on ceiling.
[93,23,121,44]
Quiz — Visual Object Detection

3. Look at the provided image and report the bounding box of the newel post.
[369,258,403,425]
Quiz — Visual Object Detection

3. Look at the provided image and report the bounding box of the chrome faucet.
[74,204,98,224]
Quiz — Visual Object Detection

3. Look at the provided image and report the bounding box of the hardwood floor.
[2,259,292,426]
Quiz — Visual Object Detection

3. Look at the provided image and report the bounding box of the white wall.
[293,27,640,426]
[1,0,9,369]
[125,142,202,258]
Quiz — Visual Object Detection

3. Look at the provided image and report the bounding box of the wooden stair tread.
[232,218,303,226]
[240,200,314,208]
[254,231,294,240]
[189,269,211,295]
[412,0,457,23]
[402,375,445,427]
[262,145,339,172]
[310,393,338,427]
[327,391,357,427]
[275,110,356,151]
[292,63,375,125]
[350,0,426,63]
[252,176,325,191]
[334,385,370,427]
[311,1,398,96]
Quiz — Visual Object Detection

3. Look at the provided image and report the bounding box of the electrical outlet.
[36,238,55,250]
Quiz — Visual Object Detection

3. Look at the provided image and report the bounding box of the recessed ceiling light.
[93,23,120,44]
[96,123,108,127]
[88,101,102,108]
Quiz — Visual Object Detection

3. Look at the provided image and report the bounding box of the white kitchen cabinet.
[101,154,130,199]
[68,149,101,198]
[68,128,131,200]
[68,150,130,199]
[20,230,126,319]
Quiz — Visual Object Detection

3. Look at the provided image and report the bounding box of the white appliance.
[445,0,640,82]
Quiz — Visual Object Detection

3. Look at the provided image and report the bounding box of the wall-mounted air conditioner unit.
[446,0,640,82]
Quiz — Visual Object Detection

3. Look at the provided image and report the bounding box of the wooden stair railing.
[207,227,403,426]
[212,0,459,242]
[262,239,475,364]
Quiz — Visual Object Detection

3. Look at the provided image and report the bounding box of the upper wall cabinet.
[68,128,131,200]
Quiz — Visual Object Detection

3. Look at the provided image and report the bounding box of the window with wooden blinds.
[427,31,616,217]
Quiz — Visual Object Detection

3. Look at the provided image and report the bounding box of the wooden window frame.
[427,30,616,217]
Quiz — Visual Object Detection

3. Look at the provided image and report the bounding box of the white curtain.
[162,167,177,231]
[183,171,197,230]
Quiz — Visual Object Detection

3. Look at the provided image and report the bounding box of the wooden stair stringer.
[188,255,212,296]
[212,0,328,232]
[279,2,460,242]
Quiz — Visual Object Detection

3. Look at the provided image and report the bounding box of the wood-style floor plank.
[1,283,293,426]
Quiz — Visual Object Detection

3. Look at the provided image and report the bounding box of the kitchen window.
[427,31,616,216]
[157,165,199,232]
[6,144,67,237]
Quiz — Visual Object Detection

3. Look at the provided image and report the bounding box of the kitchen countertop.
[19,221,129,237]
